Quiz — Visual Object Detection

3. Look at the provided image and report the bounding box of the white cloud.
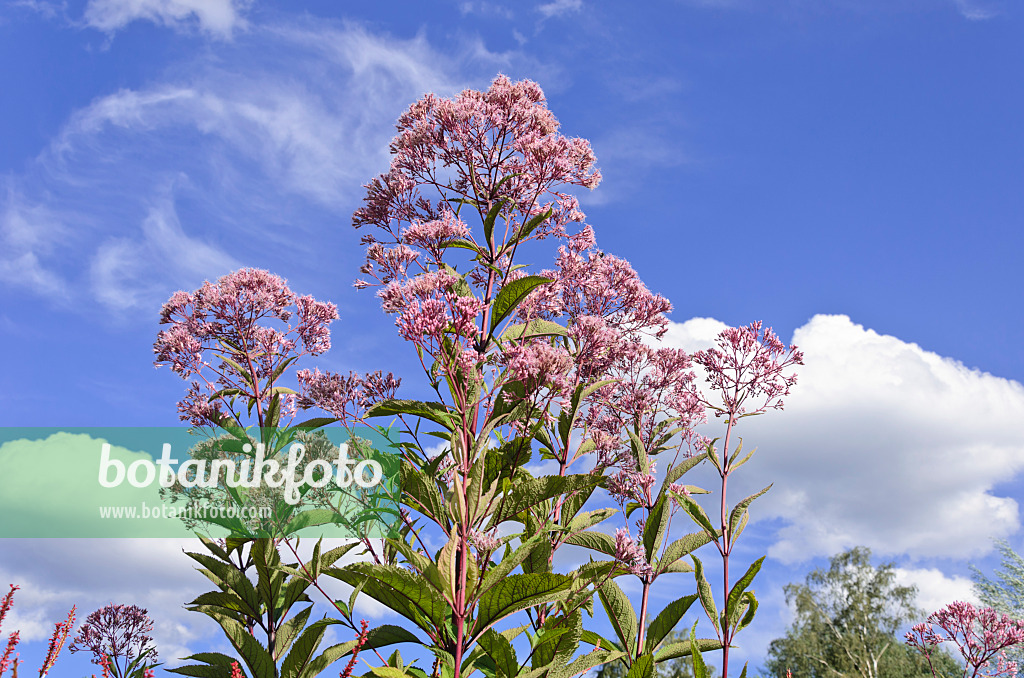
[0,188,70,299]
[82,0,250,36]
[894,566,981,615]
[89,192,240,312]
[537,0,582,19]
[952,0,998,20]
[660,314,1024,564]
[3,20,503,315]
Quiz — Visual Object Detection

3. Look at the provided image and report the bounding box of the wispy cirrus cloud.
[2,20,520,315]
[536,0,582,19]
[82,0,251,36]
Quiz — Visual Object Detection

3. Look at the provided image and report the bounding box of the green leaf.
[290,417,336,430]
[661,452,707,495]
[493,474,600,524]
[210,614,276,678]
[478,627,519,678]
[325,563,451,632]
[167,664,235,678]
[185,552,262,620]
[280,618,342,678]
[500,320,568,343]
[478,530,548,595]
[532,610,582,671]
[625,654,654,678]
[474,573,572,636]
[596,579,638,658]
[675,493,719,542]
[565,531,617,557]
[515,207,552,242]
[642,494,669,562]
[489,276,553,332]
[728,484,772,538]
[366,399,457,431]
[274,605,313,661]
[689,623,711,678]
[736,590,759,633]
[656,531,716,575]
[654,637,724,662]
[567,508,617,534]
[644,594,699,654]
[725,557,765,632]
[692,555,720,635]
[728,439,756,470]
[299,640,360,678]
[483,198,507,246]
[282,509,347,536]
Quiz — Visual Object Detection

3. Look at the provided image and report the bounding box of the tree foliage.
[762,547,962,678]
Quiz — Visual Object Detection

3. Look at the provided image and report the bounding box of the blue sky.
[1,0,1023,675]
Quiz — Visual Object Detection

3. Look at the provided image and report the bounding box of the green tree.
[762,547,961,678]
[969,539,1024,677]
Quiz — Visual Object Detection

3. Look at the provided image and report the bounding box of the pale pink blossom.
[614,527,653,578]
[692,321,804,418]
[906,601,1024,678]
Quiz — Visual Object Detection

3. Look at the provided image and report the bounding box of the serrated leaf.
[489,276,553,332]
[656,531,716,575]
[642,494,669,562]
[366,399,456,431]
[728,484,772,538]
[692,555,720,635]
[483,198,507,247]
[689,623,711,678]
[644,594,699,654]
[500,320,568,342]
[564,531,617,557]
[478,628,519,678]
[653,637,724,662]
[725,557,764,633]
[626,655,654,678]
[474,573,572,636]
[597,579,638,657]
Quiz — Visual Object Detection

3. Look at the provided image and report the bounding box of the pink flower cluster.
[296,369,401,425]
[468,528,502,553]
[692,320,804,419]
[154,268,339,427]
[906,601,1024,678]
[607,460,658,508]
[354,74,600,242]
[614,527,653,579]
[70,604,157,676]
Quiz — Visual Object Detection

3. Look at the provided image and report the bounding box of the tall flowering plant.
[286,74,802,678]
[670,322,802,678]
[154,269,399,678]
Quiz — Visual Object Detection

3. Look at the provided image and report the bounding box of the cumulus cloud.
[82,0,250,36]
[660,314,1024,564]
[894,566,981,614]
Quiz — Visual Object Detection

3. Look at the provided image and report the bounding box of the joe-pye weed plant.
[282,74,803,678]
[154,74,803,678]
